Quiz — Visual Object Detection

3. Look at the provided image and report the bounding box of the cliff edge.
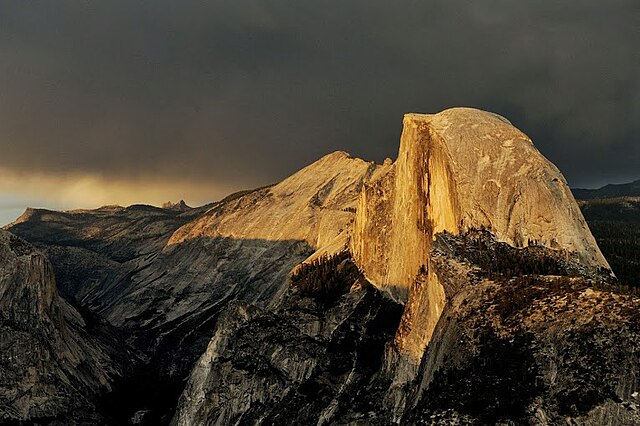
[352,107,610,361]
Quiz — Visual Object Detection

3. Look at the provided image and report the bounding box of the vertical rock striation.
[352,107,611,370]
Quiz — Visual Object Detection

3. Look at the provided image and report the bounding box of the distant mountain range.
[573,179,640,199]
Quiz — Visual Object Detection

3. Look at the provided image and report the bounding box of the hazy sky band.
[1,1,639,224]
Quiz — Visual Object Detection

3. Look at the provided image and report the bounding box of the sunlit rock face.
[352,107,610,362]
[168,151,376,253]
[5,107,629,425]
[5,151,386,422]
[101,151,380,335]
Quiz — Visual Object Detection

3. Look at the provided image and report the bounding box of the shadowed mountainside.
[7,203,211,263]
[2,108,638,425]
[5,151,384,423]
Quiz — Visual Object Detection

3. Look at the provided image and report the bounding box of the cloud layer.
[1,0,638,223]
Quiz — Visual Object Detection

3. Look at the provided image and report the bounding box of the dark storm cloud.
[0,0,638,190]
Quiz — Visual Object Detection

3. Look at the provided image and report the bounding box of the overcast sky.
[1,1,639,225]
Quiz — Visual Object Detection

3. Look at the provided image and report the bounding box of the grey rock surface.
[2,108,637,425]
[0,230,125,424]
[171,277,403,426]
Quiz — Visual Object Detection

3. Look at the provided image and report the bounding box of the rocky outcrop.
[0,230,123,424]
[171,269,403,426]
[172,231,638,426]
[4,108,636,425]
[162,200,191,211]
[5,151,385,422]
[352,107,611,363]
[168,104,632,425]
[404,231,640,425]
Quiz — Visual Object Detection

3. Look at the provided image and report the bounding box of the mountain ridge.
[573,179,640,199]
[2,108,638,425]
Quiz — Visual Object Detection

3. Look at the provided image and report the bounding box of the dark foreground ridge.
[173,233,640,425]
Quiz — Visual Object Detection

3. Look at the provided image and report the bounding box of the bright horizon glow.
[0,167,243,226]
[2,164,638,227]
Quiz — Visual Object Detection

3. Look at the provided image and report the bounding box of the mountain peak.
[2,108,635,425]
[162,200,190,210]
[353,107,609,360]
[3,207,40,230]
[321,150,352,160]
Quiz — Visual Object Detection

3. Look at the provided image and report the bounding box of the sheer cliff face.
[0,232,59,325]
[352,107,610,360]
[5,108,632,425]
[170,109,627,426]
[0,231,121,423]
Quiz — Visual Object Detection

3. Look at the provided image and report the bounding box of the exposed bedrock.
[351,107,612,384]
[0,230,125,423]
[4,107,627,425]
